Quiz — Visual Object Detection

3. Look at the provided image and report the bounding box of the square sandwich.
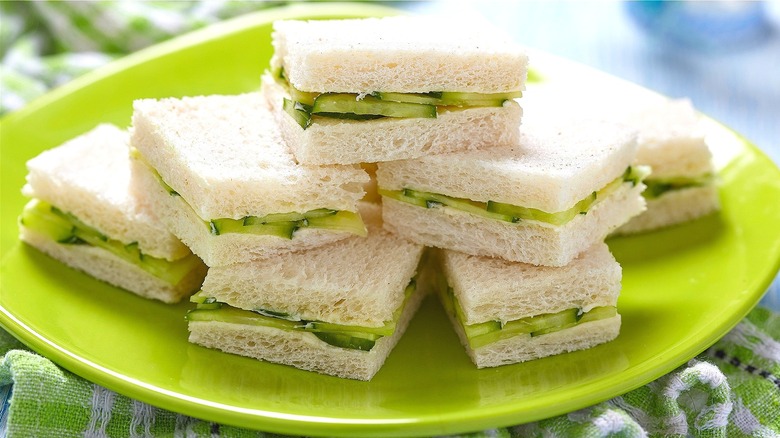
[616,99,719,234]
[186,204,425,381]
[435,242,622,368]
[20,124,207,303]
[377,119,648,266]
[130,92,369,266]
[262,16,528,165]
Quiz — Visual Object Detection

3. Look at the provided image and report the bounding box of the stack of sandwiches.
[18,15,718,380]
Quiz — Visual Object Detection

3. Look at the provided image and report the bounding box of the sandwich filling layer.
[275,69,522,130]
[20,199,204,285]
[131,149,366,239]
[642,173,715,200]
[380,166,648,226]
[186,279,417,352]
[437,282,617,349]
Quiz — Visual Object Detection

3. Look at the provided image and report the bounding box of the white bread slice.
[271,17,528,93]
[22,123,189,261]
[202,203,424,327]
[442,243,621,324]
[261,77,522,165]
[188,204,426,380]
[20,217,207,304]
[625,99,714,180]
[439,244,621,368]
[377,119,638,212]
[130,157,360,267]
[614,184,720,235]
[130,93,368,220]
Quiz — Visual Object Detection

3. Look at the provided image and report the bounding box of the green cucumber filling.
[642,174,714,200]
[130,148,366,239]
[273,68,522,130]
[436,281,617,349]
[186,279,417,351]
[19,199,203,285]
[380,166,649,226]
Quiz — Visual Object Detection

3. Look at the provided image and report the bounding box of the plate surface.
[1,4,780,437]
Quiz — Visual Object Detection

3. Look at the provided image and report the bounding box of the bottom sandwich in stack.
[186,203,425,380]
[434,242,622,368]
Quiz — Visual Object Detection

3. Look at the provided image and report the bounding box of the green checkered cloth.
[2,307,779,437]
[2,2,779,437]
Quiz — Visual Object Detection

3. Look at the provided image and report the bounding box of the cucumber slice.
[20,200,77,243]
[312,94,437,118]
[402,189,514,222]
[487,192,597,225]
[283,98,312,129]
[305,210,367,237]
[376,91,521,107]
[209,218,297,239]
[577,306,618,324]
[313,332,378,351]
[378,188,429,208]
[23,199,203,285]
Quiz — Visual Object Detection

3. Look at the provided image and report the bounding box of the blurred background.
[2,0,778,166]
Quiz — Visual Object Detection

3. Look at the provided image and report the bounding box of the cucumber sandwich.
[434,242,622,368]
[615,99,720,234]
[186,203,426,381]
[130,93,370,266]
[261,16,528,165]
[19,124,207,303]
[377,118,649,267]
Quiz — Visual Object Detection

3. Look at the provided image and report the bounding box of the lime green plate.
[1,4,779,437]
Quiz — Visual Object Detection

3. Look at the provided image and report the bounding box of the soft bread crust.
[442,243,621,325]
[262,77,522,165]
[625,99,714,179]
[203,203,424,326]
[187,281,425,381]
[20,226,206,303]
[271,17,528,93]
[131,158,355,266]
[450,315,622,369]
[382,182,646,266]
[130,93,368,219]
[23,123,189,261]
[615,184,720,235]
[377,119,637,212]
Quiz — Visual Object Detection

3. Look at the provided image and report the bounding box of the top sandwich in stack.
[130,92,369,267]
[19,124,207,303]
[377,118,648,267]
[262,16,528,165]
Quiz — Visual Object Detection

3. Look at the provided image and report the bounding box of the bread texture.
[441,243,621,324]
[22,123,190,261]
[376,119,637,212]
[261,77,522,165]
[20,226,207,303]
[453,315,621,369]
[130,93,368,219]
[382,181,645,266]
[271,17,528,93]
[188,282,425,381]
[202,203,424,327]
[189,203,425,380]
[614,184,720,235]
[625,99,713,179]
[131,157,359,266]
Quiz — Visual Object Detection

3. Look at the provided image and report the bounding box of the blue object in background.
[626,1,772,51]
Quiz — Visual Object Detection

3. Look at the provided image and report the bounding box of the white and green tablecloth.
[1,2,778,437]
